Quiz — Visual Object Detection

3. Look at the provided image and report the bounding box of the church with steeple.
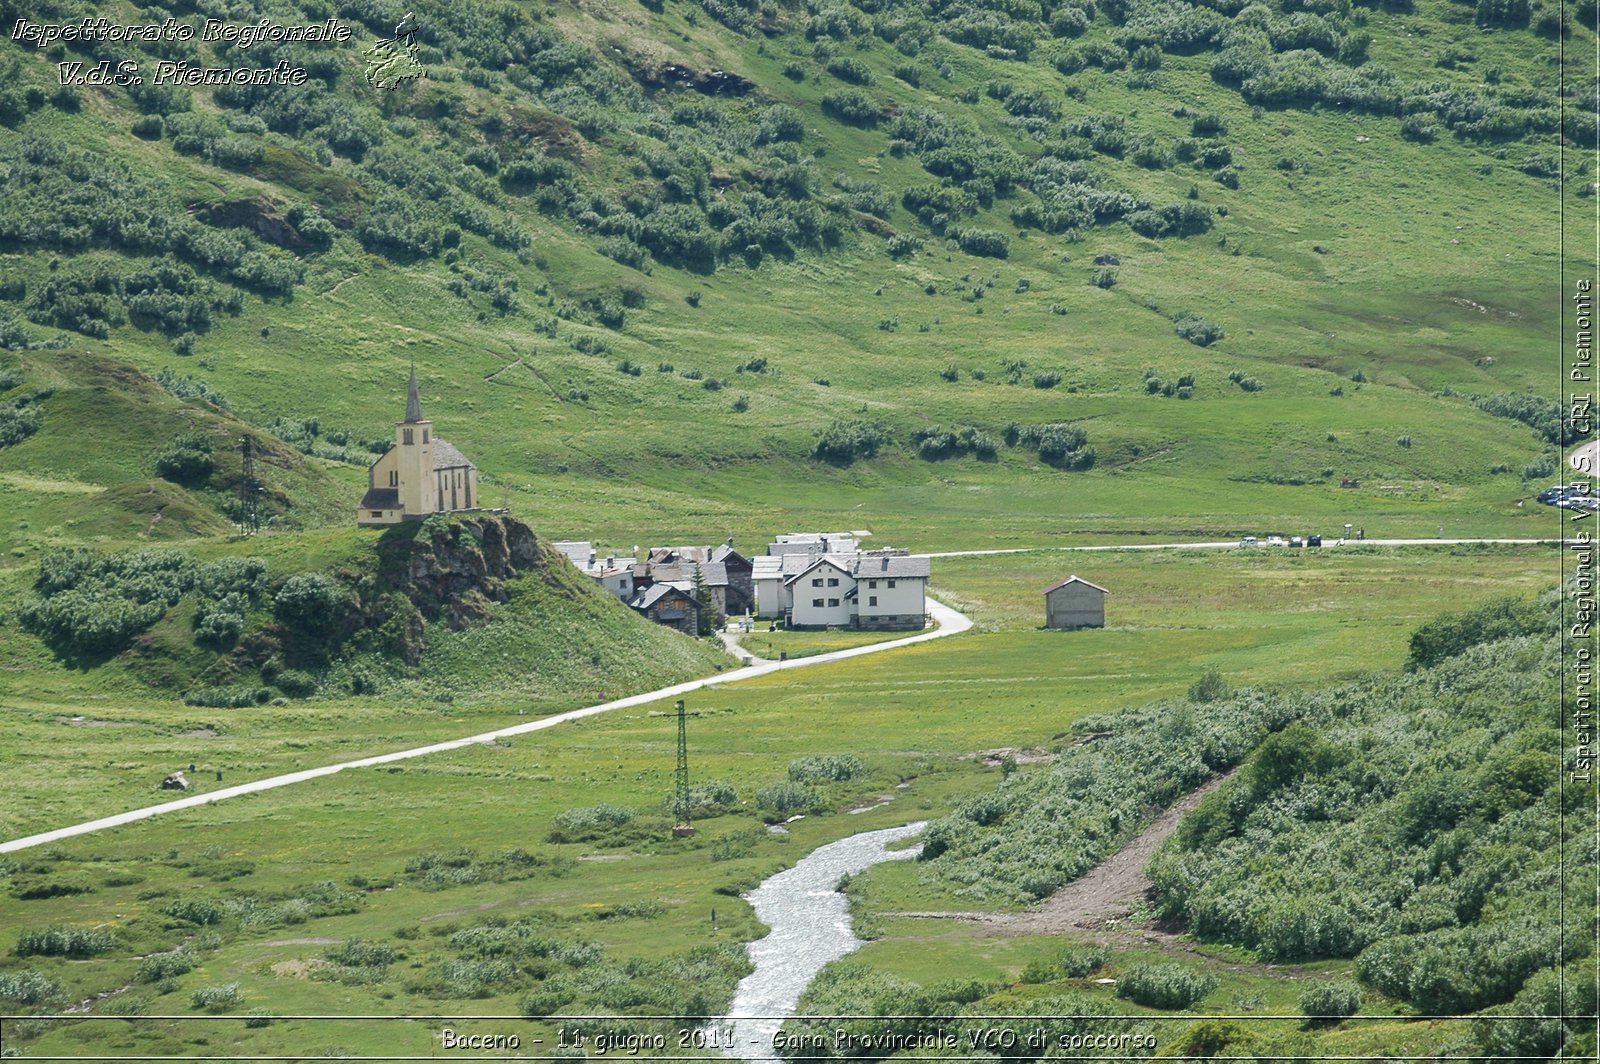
[357,367,480,526]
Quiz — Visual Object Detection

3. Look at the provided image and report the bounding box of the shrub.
[162,898,224,925]
[886,234,920,259]
[813,419,890,464]
[137,951,196,982]
[275,669,317,699]
[549,803,634,843]
[1033,371,1062,389]
[1406,595,1543,671]
[826,57,873,85]
[1299,980,1363,1023]
[1060,945,1110,977]
[273,573,346,636]
[15,925,115,958]
[191,983,241,1012]
[954,228,1011,258]
[153,431,214,484]
[821,89,880,126]
[789,755,866,782]
[1174,313,1224,347]
[0,969,61,1006]
[1188,669,1230,703]
[757,781,820,817]
[326,938,396,967]
[1115,963,1218,1009]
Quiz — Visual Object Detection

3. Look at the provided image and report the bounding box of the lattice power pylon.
[673,698,695,837]
[237,436,260,536]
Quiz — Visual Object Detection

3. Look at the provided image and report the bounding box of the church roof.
[405,365,425,423]
[432,438,474,470]
[360,487,400,509]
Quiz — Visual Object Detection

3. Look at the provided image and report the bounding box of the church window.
[389,470,398,487]
[403,428,414,445]
[423,429,430,443]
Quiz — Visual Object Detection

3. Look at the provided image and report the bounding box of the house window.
[812,578,823,587]
[370,511,383,518]
[812,598,824,607]
[828,598,840,607]
[827,577,839,587]
[868,580,878,589]
[869,595,878,606]
[403,428,414,445]
[888,579,897,588]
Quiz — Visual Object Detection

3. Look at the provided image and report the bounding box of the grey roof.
[553,541,595,569]
[359,487,399,509]
[711,543,747,565]
[1044,575,1109,595]
[767,533,859,557]
[650,560,728,586]
[783,554,856,586]
[432,437,474,470]
[849,553,930,579]
[752,556,784,579]
[630,582,699,611]
[405,365,424,423]
[649,545,715,565]
[785,551,930,585]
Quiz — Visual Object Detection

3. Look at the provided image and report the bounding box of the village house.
[754,544,930,629]
[358,368,479,526]
[1043,576,1108,629]
[551,537,754,632]
[552,541,636,600]
[627,582,702,636]
[753,532,859,618]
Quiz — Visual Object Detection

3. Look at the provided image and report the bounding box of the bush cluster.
[1114,962,1219,1009]
[15,925,116,958]
[789,755,867,782]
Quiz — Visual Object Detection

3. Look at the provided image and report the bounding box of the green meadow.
[0,0,1585,1053]
[0,544,1558,1059]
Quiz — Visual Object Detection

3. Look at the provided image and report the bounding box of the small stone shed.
[1043,575,1108,629]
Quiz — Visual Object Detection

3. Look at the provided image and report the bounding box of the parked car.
[1289,535,1304,547]
[1307,534,1322,547]
[1566,483,1593,496]
[1266,535,1286,547]
[1240,536,1258,547]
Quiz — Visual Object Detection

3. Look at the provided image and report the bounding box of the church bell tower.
[397,365,435,515]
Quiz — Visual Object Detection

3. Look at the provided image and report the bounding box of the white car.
[1240,536,1258,547]
[1266,535,1286,546]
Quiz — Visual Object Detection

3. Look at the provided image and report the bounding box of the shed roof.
[1043,575,1110,595]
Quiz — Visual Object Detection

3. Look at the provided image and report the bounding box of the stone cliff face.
[376,514,540,630]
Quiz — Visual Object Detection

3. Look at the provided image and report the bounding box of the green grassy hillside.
[0,0,1583,551]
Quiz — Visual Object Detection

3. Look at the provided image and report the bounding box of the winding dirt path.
[888,770,1236,936]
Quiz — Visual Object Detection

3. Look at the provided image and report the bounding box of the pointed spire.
[405,364,424,423]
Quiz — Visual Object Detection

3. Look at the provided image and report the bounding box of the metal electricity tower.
[672,699,695,837]
[237,436,261,536]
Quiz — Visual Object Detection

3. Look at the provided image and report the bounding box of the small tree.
[691,563,716,636]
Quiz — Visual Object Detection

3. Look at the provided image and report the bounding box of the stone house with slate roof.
[358,368,480,526]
